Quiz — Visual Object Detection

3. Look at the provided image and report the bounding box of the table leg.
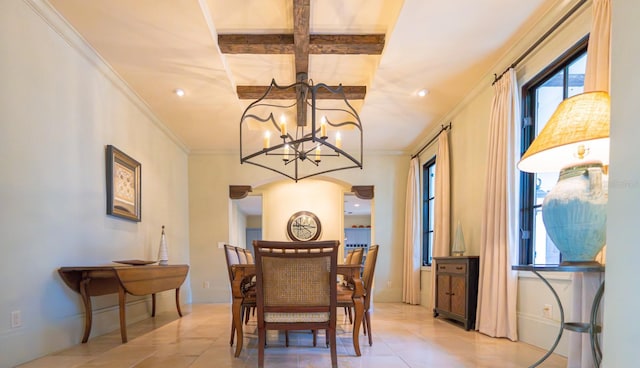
[352,299,363,356]
[232,295,244,357]
[351,277,365,357]
[529,270,565,368]
[151,293,156,317]
[175,287,183,317]
[79,275,92,343]
[118,287,128,343]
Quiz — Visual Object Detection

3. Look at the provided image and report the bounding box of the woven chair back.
[253,240,339,317]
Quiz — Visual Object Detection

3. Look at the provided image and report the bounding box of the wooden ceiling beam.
[218,34,294,54]
[309,34,385,54]
[236,85,366,100]
[293,0,310,125]
[293,0,310,74]
[218,34,385,55]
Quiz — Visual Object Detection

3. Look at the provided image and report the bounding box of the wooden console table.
[58,264,189,343]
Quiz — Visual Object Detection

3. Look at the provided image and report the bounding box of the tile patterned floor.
[17,303,566,367]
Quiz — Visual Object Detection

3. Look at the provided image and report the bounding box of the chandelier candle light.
[518,91,610,265]
[240,79,363,182]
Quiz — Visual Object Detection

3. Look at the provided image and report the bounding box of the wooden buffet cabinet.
[433,256,479,330]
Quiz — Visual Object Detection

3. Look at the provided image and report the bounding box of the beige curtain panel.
[476,68,519,341]
[430,131,451,310]
[402,157,421,305]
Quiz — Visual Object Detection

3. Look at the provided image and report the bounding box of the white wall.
[602,0,640,366]
[188,153,407,304]
[0,1,191,366]
[344,215,371,228]
[260,179,344,241]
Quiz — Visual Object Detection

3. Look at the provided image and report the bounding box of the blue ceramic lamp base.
[542,162,607,265]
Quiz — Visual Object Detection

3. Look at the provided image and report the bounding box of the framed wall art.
[106,145,141,222]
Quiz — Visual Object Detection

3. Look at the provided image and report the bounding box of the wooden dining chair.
[341,247,364,323]
[350,247,364,266]
[237,247,248,264]
[344,249,354,264]
[337,244,379,346]
[224,244,256,346]
[253,240,339,368]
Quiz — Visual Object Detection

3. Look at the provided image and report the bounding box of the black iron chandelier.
[240,79,363,182]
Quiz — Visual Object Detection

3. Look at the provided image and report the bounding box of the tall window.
[519,37,588,265]
[422,157,436,266]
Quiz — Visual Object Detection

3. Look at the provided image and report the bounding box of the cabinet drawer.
[437,263,467,274]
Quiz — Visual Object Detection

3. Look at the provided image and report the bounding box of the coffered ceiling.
[48,0,557,154]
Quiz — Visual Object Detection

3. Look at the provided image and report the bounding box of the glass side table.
[512,264,605,368]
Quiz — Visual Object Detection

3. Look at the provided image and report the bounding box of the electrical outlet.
[218,242,225,249]
[543,304,553,319]
[11,310,22,328]
[386,280,392,288]
[203,281,210,289]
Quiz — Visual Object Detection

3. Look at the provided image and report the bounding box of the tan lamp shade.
[518,91,610,173]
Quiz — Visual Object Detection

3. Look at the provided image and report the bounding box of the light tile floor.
[17,303,566,368]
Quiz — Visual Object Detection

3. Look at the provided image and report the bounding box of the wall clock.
[287,211,321,241]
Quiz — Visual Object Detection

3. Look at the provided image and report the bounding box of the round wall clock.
[287,211,321,241]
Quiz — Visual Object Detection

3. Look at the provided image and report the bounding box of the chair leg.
[362,311,368,336]
[329,327,337,368]
[230,320,235,346]
[346,306,353,324]
[325,329,329,348]
[244,307,250,324]
[258,327,266,368]
[285,330,289,347]
[312,330,317,347]
[365,311,373,346]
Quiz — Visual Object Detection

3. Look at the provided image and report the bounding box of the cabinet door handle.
[456,266,463,270]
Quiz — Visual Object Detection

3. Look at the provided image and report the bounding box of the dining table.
[230,263,365,357]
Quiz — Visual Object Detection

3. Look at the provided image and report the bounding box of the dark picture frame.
[106,145,141,222]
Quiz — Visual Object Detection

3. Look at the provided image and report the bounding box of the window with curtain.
[519,37,588,265]
[422,157,436,266]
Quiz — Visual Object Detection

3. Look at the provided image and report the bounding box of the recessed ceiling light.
[417,89,429,97]
[174,88,185,97]
[354,203,360,207]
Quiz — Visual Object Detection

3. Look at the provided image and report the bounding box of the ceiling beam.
[293,0,310,126]
[218,34,385,55]
[218,34,294,54]
[236,85,366,100]
[309,34,385,54]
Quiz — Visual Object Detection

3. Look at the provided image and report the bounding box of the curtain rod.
[411,122,451,159]
[492,0,587,85]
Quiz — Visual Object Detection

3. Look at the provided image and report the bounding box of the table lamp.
[518,91,610,265]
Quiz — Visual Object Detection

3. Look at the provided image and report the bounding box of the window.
[519,37,588,265]
[422,157,436,266]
